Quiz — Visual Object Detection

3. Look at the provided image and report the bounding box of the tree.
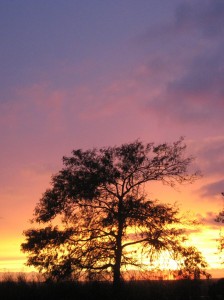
[215,193,224,255]
[174,246,210,280]
[21,138,200,286]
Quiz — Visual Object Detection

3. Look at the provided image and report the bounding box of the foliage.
[174,246,210,279]
[21,138,201,284]
[215,193,224,255]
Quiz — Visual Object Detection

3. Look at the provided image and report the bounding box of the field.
[1,277,224,300]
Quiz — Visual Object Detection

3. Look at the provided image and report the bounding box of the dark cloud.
[174,1,224,38]
[164,46,224,122]
[190,137,224,200]
[139,0,224,125]
[199,180,224,198]
[192,137,224,177]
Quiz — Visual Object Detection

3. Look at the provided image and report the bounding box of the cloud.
[199,180,224,198]
[192,136,224,199]
[142,0,224,44]
[0,83,71,198]
[196,211,220,229]
[174,0,224,38]
[0,256,25,262]
[191,136,224,177]
[0,83,68,138]
[185,228,202,235]
[136,0,224,126]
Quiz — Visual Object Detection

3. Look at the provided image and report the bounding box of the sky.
[0,0,224,277]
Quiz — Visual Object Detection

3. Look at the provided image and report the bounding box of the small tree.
[21,138,200,286]
[174,246,210,280]
[215,193,224,255]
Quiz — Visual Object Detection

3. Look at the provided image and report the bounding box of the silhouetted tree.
[21,138,200,286]
[174,246,210,279]
[215,193,224,255]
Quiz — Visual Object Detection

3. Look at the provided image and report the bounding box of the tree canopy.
[174,246,210,280]
[21,138,204,285]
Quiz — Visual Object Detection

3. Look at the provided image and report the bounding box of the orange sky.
[1,177,224,278]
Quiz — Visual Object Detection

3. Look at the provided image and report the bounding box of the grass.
[0,274,223,300]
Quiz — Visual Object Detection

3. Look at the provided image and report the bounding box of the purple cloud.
[199,180,224,198]
[192,137,224,177]
[137,0,224,125]
[191,137,224,199]
[174,1,224,38]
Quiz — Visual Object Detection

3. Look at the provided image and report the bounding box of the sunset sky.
[0,0,224,278]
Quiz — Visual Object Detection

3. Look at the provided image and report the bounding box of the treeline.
[1,278,224,300]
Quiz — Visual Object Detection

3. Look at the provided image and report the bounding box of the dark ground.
[0,278,224,300]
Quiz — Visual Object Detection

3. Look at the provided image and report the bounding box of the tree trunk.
[113,241,122,287]
[113,197,124,288]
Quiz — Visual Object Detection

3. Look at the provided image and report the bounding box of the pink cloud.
[196,211,220,229]
[0,83,67,134]
[132,0,224,127]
